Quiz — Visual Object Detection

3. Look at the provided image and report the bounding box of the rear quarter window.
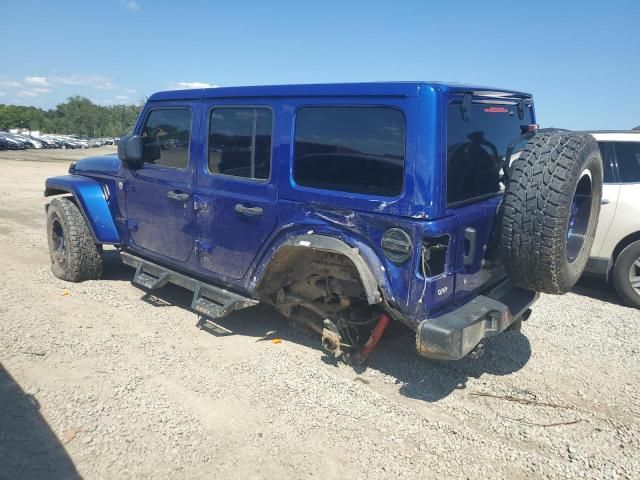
[293,106,405,197]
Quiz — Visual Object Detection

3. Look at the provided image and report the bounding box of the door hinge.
[126,219,139,232]
[193,195,211,212]
[195,239,213,253]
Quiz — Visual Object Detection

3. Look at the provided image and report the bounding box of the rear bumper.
[416,281,538,360]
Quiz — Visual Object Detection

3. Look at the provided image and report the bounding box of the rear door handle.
[167,190,190,202]
[601,198,610,205]
[234,204,263,217]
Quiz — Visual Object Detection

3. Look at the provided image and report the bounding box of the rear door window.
[613,142,640,183]
[293,106,405,197]
[447,101,532,205]
[208,108,273,180]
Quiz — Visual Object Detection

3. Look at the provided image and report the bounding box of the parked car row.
[0,131,119,150]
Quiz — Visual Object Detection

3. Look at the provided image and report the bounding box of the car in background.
[56,136,83,149]
[30,134,58,148]
[0,132,28,149]
[0,135,23,150]
[586,131,640,308]
[12,134,43,149]
[0,132,121,150]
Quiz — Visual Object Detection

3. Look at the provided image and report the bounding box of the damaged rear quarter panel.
[248,200,457,326]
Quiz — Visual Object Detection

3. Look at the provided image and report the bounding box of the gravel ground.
[1,148,639,479]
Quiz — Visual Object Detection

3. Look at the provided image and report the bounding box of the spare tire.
[501,130,602,294]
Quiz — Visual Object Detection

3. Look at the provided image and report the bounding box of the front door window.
[141,108,192,169]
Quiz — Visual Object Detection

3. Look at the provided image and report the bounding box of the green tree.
[0,97,143,136]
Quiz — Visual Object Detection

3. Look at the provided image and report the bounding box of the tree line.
[0,96,144,137]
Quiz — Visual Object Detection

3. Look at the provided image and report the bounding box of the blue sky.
[2,0,638,129]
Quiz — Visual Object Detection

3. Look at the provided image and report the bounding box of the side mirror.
[117,135,144,169]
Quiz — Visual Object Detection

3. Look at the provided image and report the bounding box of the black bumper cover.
[416,281,538,360]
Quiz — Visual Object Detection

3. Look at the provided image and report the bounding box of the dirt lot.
[1,147,639,479]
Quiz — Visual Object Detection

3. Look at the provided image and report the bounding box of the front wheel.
[613,241,640,309]
[46,197,103,282]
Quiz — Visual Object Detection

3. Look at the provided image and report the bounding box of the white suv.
[585,131,640,308]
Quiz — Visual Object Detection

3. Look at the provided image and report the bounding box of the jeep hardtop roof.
[148,82,531,102]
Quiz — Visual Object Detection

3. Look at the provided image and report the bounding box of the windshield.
[447,100,533,205]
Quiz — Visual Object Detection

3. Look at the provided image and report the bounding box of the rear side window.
[613,142,640,183]
[447,101,532,205]
[293,107,405,197]
[208,108,272,180]
[141,108,192,169]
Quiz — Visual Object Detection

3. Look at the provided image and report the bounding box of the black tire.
[612,241,640,309]
[46,197,103,282]
[501,131,603,294]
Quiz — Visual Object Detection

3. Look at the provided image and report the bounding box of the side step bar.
[121,251,258,320]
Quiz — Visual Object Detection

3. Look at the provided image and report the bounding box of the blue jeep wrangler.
[44,82,603,361]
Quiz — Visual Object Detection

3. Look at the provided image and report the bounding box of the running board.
[133,263,169,289]
[121,251,258,320]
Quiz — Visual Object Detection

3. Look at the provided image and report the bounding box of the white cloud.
[51,74,114,90]
[120,0,141,11]
[16,87,52,97]
[0,80,21,88]
[25,76,50,86]
[0,73,138,106]
[51,75,85,86]
[93,95,132,105]
[167,81,218,90]
[95,81,115,90]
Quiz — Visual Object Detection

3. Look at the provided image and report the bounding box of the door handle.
[234,204,263,217]
[167,190,190,202]
[463,227,477,267]
[601,198,610,205]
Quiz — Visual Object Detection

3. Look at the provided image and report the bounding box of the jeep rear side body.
[47,82,597,361]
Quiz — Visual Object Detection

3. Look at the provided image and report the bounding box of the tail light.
[420,235,449,277]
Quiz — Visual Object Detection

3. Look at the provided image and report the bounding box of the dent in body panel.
[249,201,461,326]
